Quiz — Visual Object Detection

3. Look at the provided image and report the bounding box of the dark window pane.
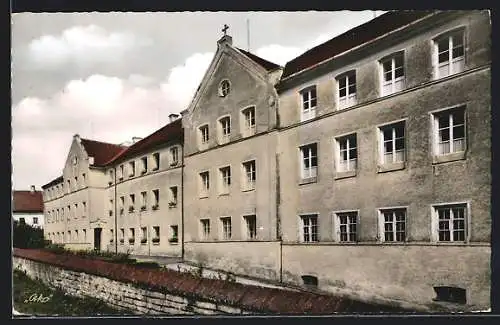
[438,114,450,128]
[384,213,393,222]
[395,124,405,138]
[341,150,348,161]
[311,156,317,167]
[311,88,317,99]
[349,148,357,159]
[350,136,357,148]
[385,232,393,241]
[340,216,347,224]
[452,33,463,46]
[339,88,346,97]
[383,128,392,140]
[439,129,450,142]
[350,74,356,85]
[349,84,356,94]
[311,98,317,107]
[395,138,405,150]
[384,71,392,82]
[383,60,392,72]
[453,230,465,241]
[339,140,347,151]
[452,46,464,58]
[302,92,308,102]
[395,66,404,78]
[384,141,393,153]
[395,54,404,68]
[384,223,393,232]
[438,38,449,52]
[339,78,346,88]
[453,125,465,138]
[453,110,465,125]
[439,51,449,63]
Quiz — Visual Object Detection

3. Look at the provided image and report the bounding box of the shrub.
[12,220,46,249]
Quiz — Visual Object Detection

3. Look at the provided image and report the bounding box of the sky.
[11,10,386,190]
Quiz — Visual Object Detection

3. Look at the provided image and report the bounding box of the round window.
[219,79,231,97]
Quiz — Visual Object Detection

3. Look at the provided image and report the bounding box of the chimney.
[132,137,143,144]
[169,113,179,123]
[74,134,81,142]
[30,185,35,193]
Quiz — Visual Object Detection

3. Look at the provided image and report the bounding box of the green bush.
[13,220,46,249]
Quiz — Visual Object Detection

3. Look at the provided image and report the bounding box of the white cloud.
[255,44,302,66]
[160,52,214,109]
[27,25,152,69]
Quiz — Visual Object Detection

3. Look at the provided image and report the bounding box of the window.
[140,227,147,244]
[241,106,256,137]
[218,116,231,144]
[337,71,357,109]
[379,121,405,165]
[67,180,70,193]
[153,153,160,171]
[19,218,25,224]
[74,177,78,190]
[120,196,125,215]
[153,226,160,244]
[432,107,466,156]
[221,217,232,240]
[74,203,78,218]
[244,215,257,240]
[120,228,125,244]
[152,189,160,209]
[68,230,72,242]
[435,30,465,78]
[433,204,467,242]
[109,170,114,185]
[170,225,178,243]
[83,229,86,242]
[337,212,357,242]
[300,215,318,243]
[109,199,113,216]
[75,230,79,242]
[170,147,178,166]
[336,134,357,173]
[300,86,317,121]
[141,157,148,174]
[129,228,135,244]
[242,160,256,191]
[169,187,177,208]
[300,144,318,181]
[219,166,231,194]
[33,217,38,224]
[219,79,231,97]
[199,125,209,146]
[200,219,210,240]
[72,156,78,165]
[379,208,406,242]
[129,194,135,212]
[82,173,86,186]
[67,206,71,220]
[109,229,113,243]
[82,201,86,217]
[129,161,135,177]
[119,165,124,180]
[199,171,210,197]
[381,52,405,96]
[141,191,147,211]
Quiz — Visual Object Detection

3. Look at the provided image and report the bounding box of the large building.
[13,186,44,228]
[41,10,491,310]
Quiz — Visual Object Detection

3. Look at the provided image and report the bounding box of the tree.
[12,220,47,248]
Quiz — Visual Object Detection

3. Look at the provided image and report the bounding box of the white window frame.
[431,105,466,157]
[243,215,257,240]
[170,147,179,166]
[169,186,178,207]
[431,202,470,243]
[218,115,231,144]
[242,160,256,191]
[141,157,148,174]
[129,194,135,211]
[333,210,359,243]
[299,143,318,181]
[152,189,160,208]
[199,124,210,146]
[199,171,210,198]
[152,152,160,170]
[219,79,231,97]
[380,51,405,96]
[378,120,406,165]
[299,86,317,121]
[377,207,408,242]
[119,165,124,180]
[140,191,147,210]
[241,106,256,137]
[129,161,135,177]
[200,219,211,240]
[220,217,232,240]
[299,214,319,243]
[218,166,231,195]
[337,70,357,109]
[335,133,357,173]
[434,28,466,79]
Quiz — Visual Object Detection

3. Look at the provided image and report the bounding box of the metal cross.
[222,24,229,36]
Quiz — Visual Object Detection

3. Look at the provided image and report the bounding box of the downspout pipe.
[181,142,185,261]
[114,166,118,254]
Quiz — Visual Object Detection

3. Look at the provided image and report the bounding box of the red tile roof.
[80,138,127,167]
[237,48,282,71]
[281,10,436,79]
[13,191,44,213]
[103,118,183,166]
[41,176,63,189]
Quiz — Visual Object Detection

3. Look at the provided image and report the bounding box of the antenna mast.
[246,18,250,51]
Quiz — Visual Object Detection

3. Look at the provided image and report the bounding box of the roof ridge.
[236,47,282,71]
[80,137,125,147]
